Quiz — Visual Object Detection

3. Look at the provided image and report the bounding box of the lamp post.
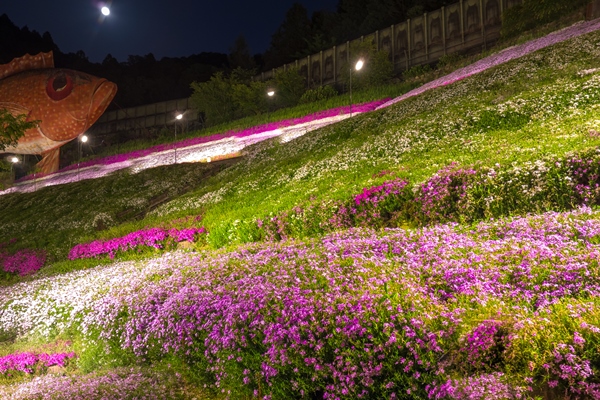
[9,156,19,182]
[267,89,275,121]
[78,134,88,181]
[174,112,183,164]
[349,58,364,116]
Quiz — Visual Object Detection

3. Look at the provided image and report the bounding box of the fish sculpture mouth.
[87,79,117,126]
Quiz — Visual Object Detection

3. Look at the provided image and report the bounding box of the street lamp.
[78,134,88,180]
[9,156,18,181]
[174,112,184,164]
[349,58,365,116]
[267,89,275,121]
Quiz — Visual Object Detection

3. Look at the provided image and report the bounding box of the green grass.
[1,17,599,269]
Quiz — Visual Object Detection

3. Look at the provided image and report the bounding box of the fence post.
[442,6,447,55]
[460,0,465,44]
[307,55,312,87]
[347,40,350,64]
[587,0,600,20]
[425,13,429,61]
[391,24,396,71]
[480,0,486,50]
[320,51,324,85]
[333,45,337,85]
[407,19,412,69]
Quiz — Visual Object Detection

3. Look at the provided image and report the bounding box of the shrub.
[299,85,338,104]
[402,64,432,81]
[190,72,238,126]
[272,67,307,108]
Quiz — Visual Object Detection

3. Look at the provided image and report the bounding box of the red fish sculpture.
[0,51,117,173]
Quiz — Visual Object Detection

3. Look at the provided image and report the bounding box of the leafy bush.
[190,72,238,126]
[436,52,463,69]
[299,85,338,104]
[231,79,269,117]
[402,63,432,80]
[271,67,307,108]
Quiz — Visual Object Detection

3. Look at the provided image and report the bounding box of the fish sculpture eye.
[46,72,74,101]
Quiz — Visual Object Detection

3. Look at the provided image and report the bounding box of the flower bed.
[0,249,47,276]
[0,367,180,400]
[2,208,600,397]
[237,146,600,245]
[0,352,75,375]
[68,227,206,260]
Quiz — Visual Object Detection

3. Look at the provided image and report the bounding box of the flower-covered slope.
[2,208,600,397]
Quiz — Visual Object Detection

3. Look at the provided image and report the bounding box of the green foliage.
[0,109,37,152]
[271,67,307,108]
[436,53,463,69]
[299,85,338,104]
[190,67,288,125]
[402,63,432,80]
[501,0,589,39]
[190,72,238,126]
[232,79,269,117]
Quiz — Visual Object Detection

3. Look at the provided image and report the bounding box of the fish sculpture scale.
[0,51,117,173]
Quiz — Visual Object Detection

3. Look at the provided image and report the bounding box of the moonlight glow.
[101,6,110,16]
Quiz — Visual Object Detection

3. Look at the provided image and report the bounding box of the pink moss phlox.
[68,227,206,260]
[0,351,76,374]
[0,248,47,276]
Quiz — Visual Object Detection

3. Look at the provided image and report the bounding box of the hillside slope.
[2,20,600,399]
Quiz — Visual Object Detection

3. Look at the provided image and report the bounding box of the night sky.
[2,0,339,62]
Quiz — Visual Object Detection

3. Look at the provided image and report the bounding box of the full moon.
[101,6,110,16]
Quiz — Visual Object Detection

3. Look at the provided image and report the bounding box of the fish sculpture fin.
[0,102,31,117]
[0,51,54,81]
[37,148,60,174]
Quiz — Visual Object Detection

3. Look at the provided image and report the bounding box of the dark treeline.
[0,14,228,109]
[0,1,448,108]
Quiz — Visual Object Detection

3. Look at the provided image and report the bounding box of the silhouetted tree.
[228,35,256,70]
[264,3,312,69]
[0,13,59,63]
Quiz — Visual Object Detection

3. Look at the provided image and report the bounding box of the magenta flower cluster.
[427,373,525,400]
[542,342,600,397]
[255,178,411,242]
[255,147,600,246]
[0,248,47,276]
[567,154,600,205]
[461,321,507,370]
[68,227,206,260]
[414,163,477,224]
[0,351,75,374]
[77,207,600,398]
